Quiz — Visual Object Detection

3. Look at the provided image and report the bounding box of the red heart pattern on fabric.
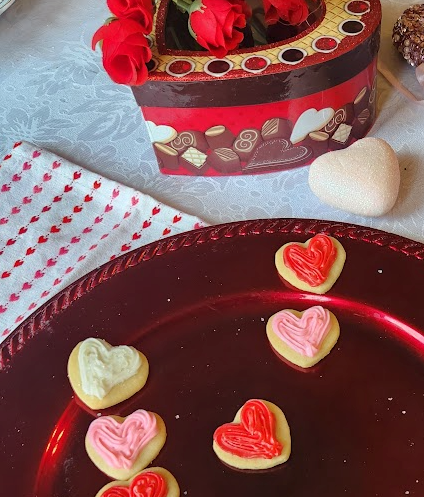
[282,234,337,287]
[214,400,282,459]
[0,142,206,343]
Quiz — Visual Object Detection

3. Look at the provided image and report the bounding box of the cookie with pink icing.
[266,306,340,368]
[67,338,149,410]
[85,409,167,480]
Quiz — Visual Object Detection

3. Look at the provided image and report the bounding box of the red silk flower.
[263,0,310,25]
[189,0,252,58]
[92,19,152,85]
[106,0,153,33]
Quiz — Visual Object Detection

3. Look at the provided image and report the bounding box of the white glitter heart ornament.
[308,138,400,217]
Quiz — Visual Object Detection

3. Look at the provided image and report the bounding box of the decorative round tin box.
[133,0,381,176]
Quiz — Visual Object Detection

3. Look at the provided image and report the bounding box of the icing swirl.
[87,410,158,469]
[101,472,167,497]
[271,306,331,357]
[101,487,129,497]
[282,234,337,287]
[131,472,167,497]
[214,400,283,459]
[78,338,141,399]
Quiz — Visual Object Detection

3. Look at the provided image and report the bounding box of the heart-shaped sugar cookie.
[266,306,340,368]
[275,234,346,294]
[86,409,167,480]
[95,467,180,497]
[308,138,400,216]
[67,338,149,410]
[213,399,291,470]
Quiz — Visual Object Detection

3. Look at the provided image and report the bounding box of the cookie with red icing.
[266,305,340,368]
[275,234,346,294]
[95,467,180,497]
[85,409,167,480]
[213,399,291,470]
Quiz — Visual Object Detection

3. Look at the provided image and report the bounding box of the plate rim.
[2,217,424,371]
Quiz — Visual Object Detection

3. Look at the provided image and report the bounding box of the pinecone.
[392,4,424,67]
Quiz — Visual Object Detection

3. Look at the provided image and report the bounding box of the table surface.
[1,0,423,241]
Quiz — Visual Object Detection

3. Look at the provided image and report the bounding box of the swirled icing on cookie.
[87,410,158,469]
[78,338,141,399]
[271,306,331,357]
[214,400,282,459]
[282,234,337,287]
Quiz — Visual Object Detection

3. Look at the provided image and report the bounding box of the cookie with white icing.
[86,409,167,480]
[275,234,346,294]
[67,338,149,410]
[266,306,340,368]
[213,399,291,470]
[95,467,180,497]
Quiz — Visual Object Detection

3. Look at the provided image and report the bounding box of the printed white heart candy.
[308,137,400,217]
[290,108,335,144]
[78,338,141,398]
[146,121,177,144]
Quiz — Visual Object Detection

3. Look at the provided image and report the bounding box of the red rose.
[189,0,252,58]
[263,0,310,25]
[92,19,152,85]
[106,0,153,33]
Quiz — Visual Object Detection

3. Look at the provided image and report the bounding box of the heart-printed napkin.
[0,141,208,343]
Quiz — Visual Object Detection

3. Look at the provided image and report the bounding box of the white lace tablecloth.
[1,0,424,241]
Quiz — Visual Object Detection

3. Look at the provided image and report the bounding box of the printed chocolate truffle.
[322,105,354,136]
[205,125,235,149]
[208,148,241,173]
[353,87,371,116]
[154,143,179,170]
[180,147,208,175]
[304,131,330,156]
[233,129,262,161]
[330,123,352,150]
[171,131,208,153]
[261,118,292,141]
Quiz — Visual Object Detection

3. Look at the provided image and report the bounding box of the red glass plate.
[1,219,424,497]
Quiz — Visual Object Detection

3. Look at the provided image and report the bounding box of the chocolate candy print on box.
[134,0,382,176]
